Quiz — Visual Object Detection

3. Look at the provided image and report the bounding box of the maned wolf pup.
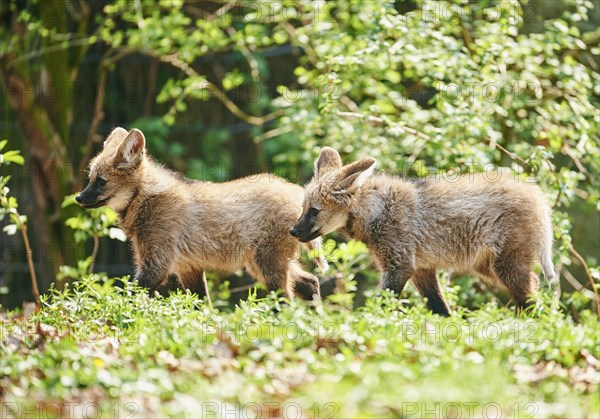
[291,147,555,316]
[76,127,325,302]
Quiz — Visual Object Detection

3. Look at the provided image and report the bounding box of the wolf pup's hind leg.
[178,270,212,308]
[412,269,450,316]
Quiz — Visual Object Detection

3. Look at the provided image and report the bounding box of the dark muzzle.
[76,178,108,208]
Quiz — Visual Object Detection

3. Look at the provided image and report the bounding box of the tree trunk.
[0,1,92,293]
[0,70,70,291]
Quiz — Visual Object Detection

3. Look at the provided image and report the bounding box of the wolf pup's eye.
[308,207,320,217]
[96,177,107,187]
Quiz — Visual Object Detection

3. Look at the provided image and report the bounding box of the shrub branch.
[20,222,40,310]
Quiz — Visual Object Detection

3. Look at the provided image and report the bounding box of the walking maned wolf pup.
[290,147,555,316]
[76,127,325,302]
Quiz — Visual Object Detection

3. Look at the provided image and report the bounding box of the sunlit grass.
[0,276,598,418]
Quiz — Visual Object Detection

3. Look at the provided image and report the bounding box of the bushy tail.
[305,237,329,273]
[540,245,555,283]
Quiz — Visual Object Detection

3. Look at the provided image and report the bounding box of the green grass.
[1,276,599,418]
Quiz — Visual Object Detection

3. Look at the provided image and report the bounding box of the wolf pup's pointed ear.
[104,127,128,147]
[315,147,342,179]
[333,157,376,195]
[114,129,145,170]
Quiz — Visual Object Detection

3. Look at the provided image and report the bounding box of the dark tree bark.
[0,1,92,291]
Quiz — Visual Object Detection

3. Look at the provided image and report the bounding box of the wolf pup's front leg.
[134,262,169,296]
[380,267,412,296]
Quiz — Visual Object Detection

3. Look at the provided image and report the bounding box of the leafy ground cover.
[1,276,598,418]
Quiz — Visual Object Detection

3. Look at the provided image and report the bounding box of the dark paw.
[293,279,321,301]
[429,306,451,316]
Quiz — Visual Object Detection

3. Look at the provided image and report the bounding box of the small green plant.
[60,194,126,279]
[314,239,378,307]
[0,140,39,308]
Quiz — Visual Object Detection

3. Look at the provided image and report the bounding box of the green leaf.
[2,150,24,165]
[222,70,245,91]
[62,194,79,208]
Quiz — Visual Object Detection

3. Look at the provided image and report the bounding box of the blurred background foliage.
[0,0,598,310]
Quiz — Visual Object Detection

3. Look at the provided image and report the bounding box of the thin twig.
[567,244,600,318]
[6,36,103,69]
[229,282,257,294]
[561,267,595,299]
[336,111,431,141]
[89,235,100,274]
[339,95,359,112]
[20,224,40,311]
[254,126,293,143]
[225,26,260,82]
[281,21,319,64]
[563,144,588,176]
[205,2,236,22]
[459,17,475,54]
[494,142,530,169]
[157,53,282,126]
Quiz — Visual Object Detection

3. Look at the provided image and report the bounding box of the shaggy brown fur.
[77,128,325,303]
[291,147,555,315]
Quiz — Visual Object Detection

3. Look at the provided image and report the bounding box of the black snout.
[290,216,321,243]
[75,178,109,209]
[75,188,101,208]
